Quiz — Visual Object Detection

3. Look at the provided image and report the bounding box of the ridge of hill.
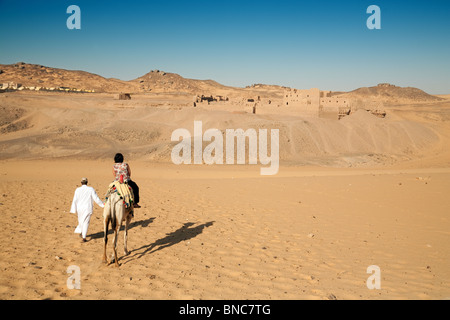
[0,63,444,103]
[0,62,136,93]
[334,83,443,103]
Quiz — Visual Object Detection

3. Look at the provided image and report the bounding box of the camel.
[102,191,133,267]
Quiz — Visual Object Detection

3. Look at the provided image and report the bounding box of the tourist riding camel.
[112,153,140,208]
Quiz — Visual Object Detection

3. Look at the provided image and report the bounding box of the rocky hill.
[334,83,443,104]
[130,69,241,95]
[0,62,286,100]
[0,63,443,104]
[0,62,137,93]
[0,62,263,97]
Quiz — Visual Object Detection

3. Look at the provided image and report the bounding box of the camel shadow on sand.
[123,221,215,264]
[88,216,156,240]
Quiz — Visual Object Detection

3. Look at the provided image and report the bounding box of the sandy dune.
[1,91,448,167]
[0,90,449,300]
[0,160,449,300]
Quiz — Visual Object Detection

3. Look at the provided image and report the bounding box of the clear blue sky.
[0,0,449,93]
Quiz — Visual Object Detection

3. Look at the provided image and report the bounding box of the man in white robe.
[70,177,104,242]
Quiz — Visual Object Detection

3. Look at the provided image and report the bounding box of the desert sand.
[0,85,450,300]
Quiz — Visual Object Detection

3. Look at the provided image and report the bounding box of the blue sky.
[0,0,449,93]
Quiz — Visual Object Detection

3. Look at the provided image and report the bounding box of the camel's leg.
[102,218,110,264]
[113,227,120,267]
[124,213,132,255]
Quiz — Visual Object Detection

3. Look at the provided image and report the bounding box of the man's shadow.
[89,216,156,240]
[125,221,215,262]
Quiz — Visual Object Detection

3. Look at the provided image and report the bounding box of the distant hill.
[334,83,443,103]
[0,62,136,93]
[0,63,443,103]
[0,62,272,98]
[0,62,288,100]
[130,69,239,95]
